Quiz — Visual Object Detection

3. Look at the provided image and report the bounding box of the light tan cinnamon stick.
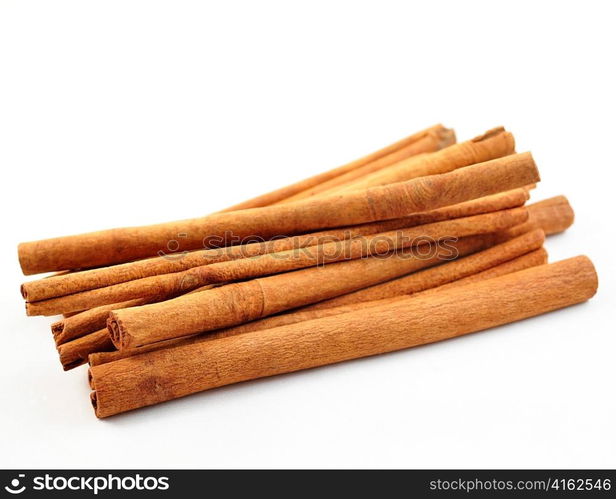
[220,124,454,211]
[314,127,515,196]
[18,151,539,275]
[22,188,529,303]
[299,229,545,311]
[282,126,513,201]
[107,233,502,350]
[27,208,527,316]
[90,256,598,417]
[89,241,548,368]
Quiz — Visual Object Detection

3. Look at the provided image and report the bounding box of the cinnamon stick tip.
[17,242,35,276]
[90,391,100,417]
[471,126,506,142]
[107,314,129,350]
[87,367,94,389]
[57,343,87,371]
[572,255,599,300]
[437,127,457,148]
[51,321,64,336]
[555,195,575,228]
[536,246,549,263]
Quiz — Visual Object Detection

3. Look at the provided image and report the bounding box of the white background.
[1,1,614,469]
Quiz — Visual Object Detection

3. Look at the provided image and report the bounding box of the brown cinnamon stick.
[18,151,539,275]
[52,299,146,346]
[57,329,114,371]
[22,188,529,303]
[107,233,502,350]
[220,124,454,211]
[419,247,548,295]
[90,240,548,368]
[27,208,527,316]
[499,195,574,239]
[316,127,515,196]
[299,229,545,311]
[56,284,219,370]
[283,126,513,201]
[90,256,598,417]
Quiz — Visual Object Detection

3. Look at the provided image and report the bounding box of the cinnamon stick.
[22,188,529,303]
[419,247,548,295]
[52,299,145,346]
[283,126,513,201]
[90,242,548,368]
[499,195,574,239]
[90,256,598,417]
[220,124,454,211]
[55,284,219,370]
[299,229,545,311]
[315,126,515,196]
[27,208,527,316]
[17,151,539,275]
[107,234,501,350]
[58,329,114,371]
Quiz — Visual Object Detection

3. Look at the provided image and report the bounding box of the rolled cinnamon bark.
[500,195,574,239]
[27,208,527,316]
[317,127,515,196]
[56,284,219,370]
[283,126,513,201]
[418,247,548,295]
[18,151,539,275]
[299,229,545,311]
[57,329,114,371]
[22,188,529,303]
[107,234,501,350]
[220,124,454,211]
[90,256,598,417]
[89,235,547,368]
[52,299,145,346]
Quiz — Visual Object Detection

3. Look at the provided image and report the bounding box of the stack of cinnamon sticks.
[17,124,597,418]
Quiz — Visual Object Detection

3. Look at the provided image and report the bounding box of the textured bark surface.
[89,240,548,368]
[319,127,515,195]
[57,329,114,371]
[18,151,539,274]
[90,256,598,417]
[22,188,528,303]
[26,208,527,316]
[418,247,548,295]
[108,234,500,349]
[51,298,145,346]
[299,229,544,311]
[500,195,574,239]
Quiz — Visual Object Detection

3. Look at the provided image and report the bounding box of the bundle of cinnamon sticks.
[17,124,597,418]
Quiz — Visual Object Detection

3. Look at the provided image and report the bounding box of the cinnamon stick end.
[438,128,457,149]
[17,242,37,276]
[107,314,131,350]
[51,321,64,336]
[90,391,100,418]
[87,367,94,389]
[580,255,599,298]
